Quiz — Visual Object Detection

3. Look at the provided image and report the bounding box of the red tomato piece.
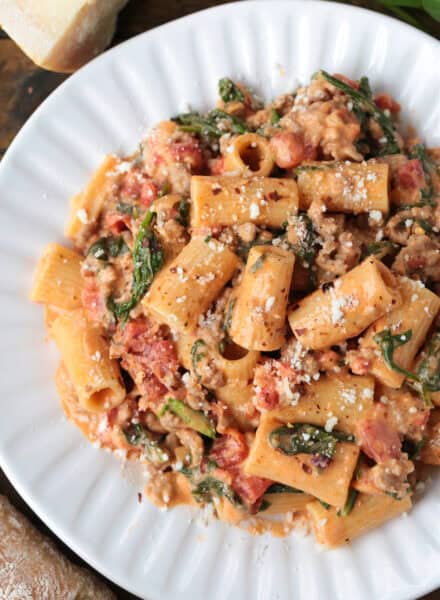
[397,159,425,190]
[357,418,401,463]
[104,211,131,235]
[333,73,359,89]
[231,470,271,506]
[374,93,401,113]
[210,429,248,469]
[170,139,203,171]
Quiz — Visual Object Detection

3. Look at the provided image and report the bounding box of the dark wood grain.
[0,1,439,598]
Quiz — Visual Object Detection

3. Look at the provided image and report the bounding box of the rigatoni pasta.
[230,245,294,351]
[51,309,125,412]
[287,258,401,350]
[144,236,239,332]
[223,133,275,177]
[360,277,440,388]
[297,161,389,214]
[31,71,440,546]
[190,176,298,228]
[30,243,83,309]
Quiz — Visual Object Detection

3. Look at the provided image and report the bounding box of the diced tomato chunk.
[397,159,425,190]
[170,139,203,171]
[113,317,178,390]
[374,93,401,113]
[333,73,359,89]
[357,418,401,463]
[104,211,131,235]
[231,470,271,506]
[140,180,158,207]
[270,131,305,169]
[120,168,158,206]
[210,429,248,469]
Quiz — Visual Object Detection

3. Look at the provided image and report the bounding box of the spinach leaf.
[266,483,303,494]
[402,438,426,460]
[192,476,242,507]
[123,423,169,463]
[191,339,208,381]
[218,77,245,103]
[363,240,400,260]
[337,488,358,517]
[408,144,439,204]
[268,423,354,461]
[270,108,281,125]
[222,298,236,333]
[116,202,137,216]
[289,213,318,266]
[318,70,400,155]
[88,235,129,261]
[236,237,273,260]
[258,499,271,512]
[318,499,331,510]
[158,181,171,197]
[176,199,190,227]
[173,109,249,140]
[373,329,419,381]
[107,210,164,322]
[417,330,440,392]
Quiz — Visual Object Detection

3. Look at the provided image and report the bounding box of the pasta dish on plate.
[30,71,440,546]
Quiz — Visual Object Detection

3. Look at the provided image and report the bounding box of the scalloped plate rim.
[0,2,439,599]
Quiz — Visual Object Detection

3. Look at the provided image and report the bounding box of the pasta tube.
[51,308,125,412]
[30,243,83,310]
[230,246,295,351]
[297,161,389,214]
[261,491,314,515]
[223,133,274,177]
[245,412,359,507]
[360,277,440,388]
[190,175,298,228]
[144,237,239,332]
[307,493,412,547]
[268,373,375,435]
[65,155,119,241]
[287,257,401,350]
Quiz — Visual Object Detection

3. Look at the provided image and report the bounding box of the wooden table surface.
[0,1,438,598]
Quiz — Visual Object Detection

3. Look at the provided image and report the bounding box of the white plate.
[0,2,439,598]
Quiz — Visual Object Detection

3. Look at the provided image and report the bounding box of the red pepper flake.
[137,492,142,503]
[302,463,312,474]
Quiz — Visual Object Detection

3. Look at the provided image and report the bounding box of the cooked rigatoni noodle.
[51,308,125,412]
[223,133,275,177]
[297,161,389,214]
[268,373,375,434]
[30,243,83,309]
[307,493,412,547]
[190,176,298,228]
[176,331,260,384]
[230,246,294,351]
[144,237,239,332]
[288,257,401,350]
[244,412,360,507]
[360,277,440,388]
[65,155,119,241]
[261,491,314,515]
